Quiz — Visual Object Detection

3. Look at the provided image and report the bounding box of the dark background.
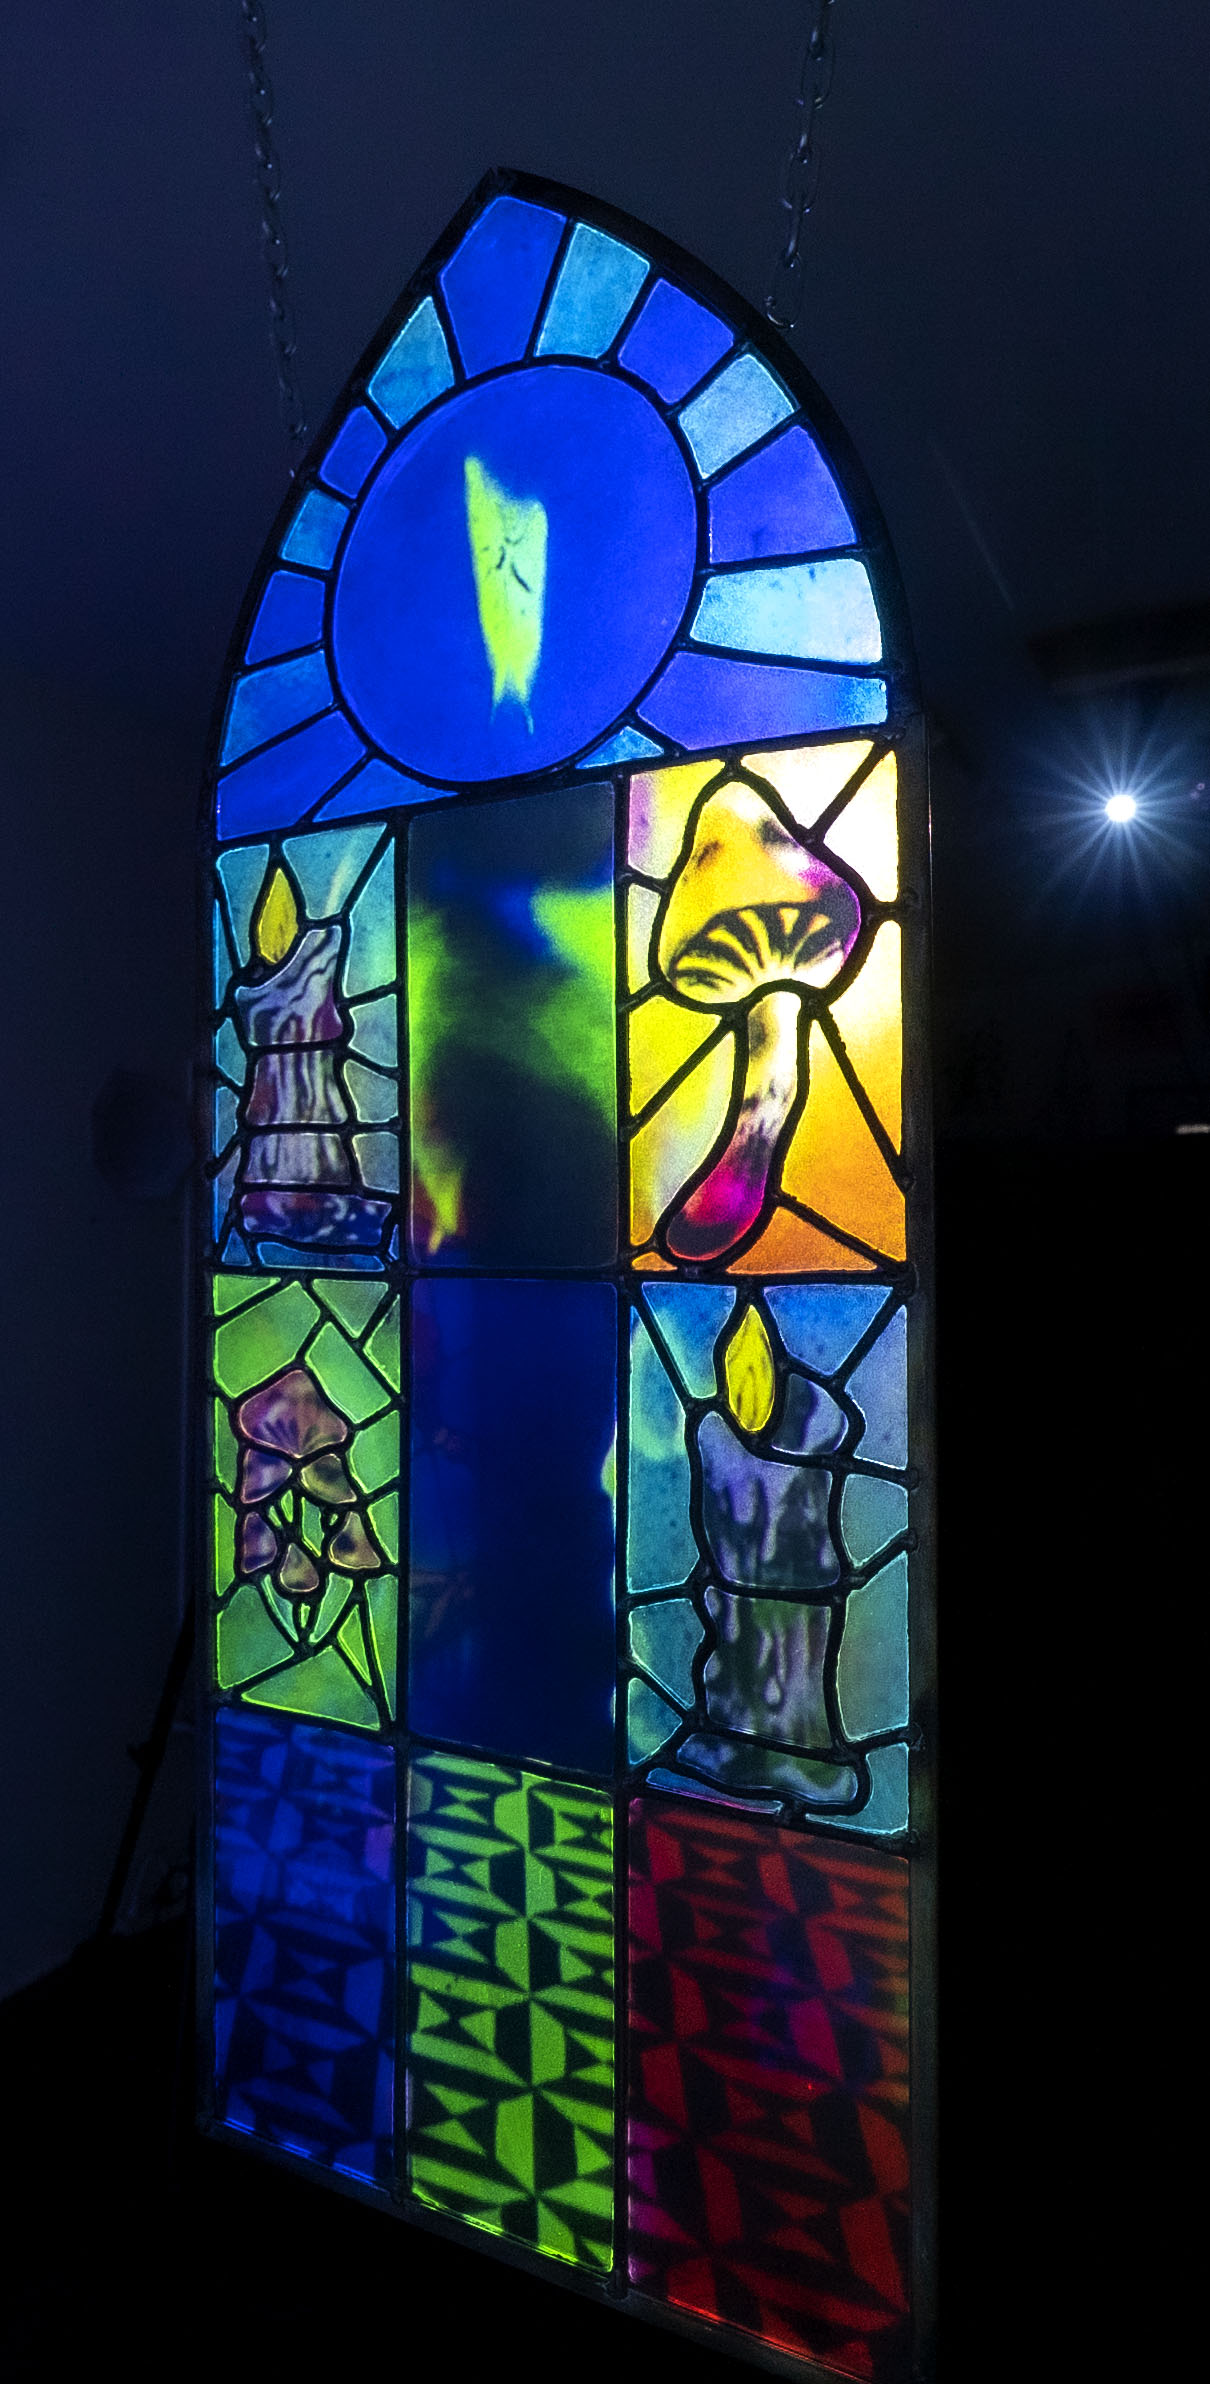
[1,3,1204,2371]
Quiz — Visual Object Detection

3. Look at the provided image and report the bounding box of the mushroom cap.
[236,1366,350,1460]
[658,783,861,1009]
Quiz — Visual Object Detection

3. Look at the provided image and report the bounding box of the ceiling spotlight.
[1104,790,1138,824]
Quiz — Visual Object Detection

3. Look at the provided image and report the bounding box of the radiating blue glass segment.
[678,352,795,478]
[244,570,326,666]
[536,221,648,358]
[439,195,565,377]
[220,652,335,766]
[333,366,696,784]
[217,712,366,840]
[619,278,733,403]
[691,560,882,666]
[837,1556,909,1738]
[280,488,350,570]
[639,1282,735,1401]
[638,652,887,749]
[316,757,449,822]
[320,405,388,499]
[578,724,665,767]
[629,1312,696,1594]
[367,297,456,429]
[409,1278,617,1772]
[281,822,383,919]
[213,1709,395,2187]
[708,425,855,562]
[216,843,270,965]
[765,1285,890,1377]
[846,1305,908,1464]
[840,1472,909,1564]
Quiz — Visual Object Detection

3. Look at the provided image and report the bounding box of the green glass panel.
[836,1556,909,1739]
[338,1604,374,1684]
[365,1574,398,1717]
[345,846,396,996]
[312,1277,391,1336]
[347,1409,399,1497]
[244,1644,380,1731]
[369,1491,399,1567]
[363,1298,402,1392]
[213,1496,236,1592]
[282,823,384,919]
[212,1275,262,1317]
[307,1320,388,1424]
[212,1400,237,1493]
[216,1583,292,1686]
[212,1281,320,1399]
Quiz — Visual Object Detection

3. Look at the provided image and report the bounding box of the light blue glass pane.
[258,1242,380,1274]
[629,1596,701,1705]
[213,904,231,1005]
[841,1474,909,1566]
[280,488,349,569]
[220,652,334,766]
[837,1556,908,1738]
[217,713,366,839]
[222,1229,252,1268]
[212,1149,237,1229]
[439,195,564,377]
[640,1283,735,1400]
[352,1131,399,1192]
[214,1083,238,1156]
[216,844,270,966]
[536,222,648,358]
[678,352,795,479]
[628,1677,680,1764]
[244,570,326,666]
[345,846,395,994]
[691,560,882,666]
[317,758,451,821]
[628,1316,696,1594]
[320,406,387,498]
[215,1018,243,1084]
[349,994,397,1067]
[282,823,383,920]
[577,725,665,767]
[845,1307,908,1464]
[858,1741,908,1834]
[765,1285,889,1377]
[638,651,887,749]
[708,425,855,563]
[343,1059,397,1122]
[368,297,456,429]
[771,1376,846,1456]
[619,279,732,403]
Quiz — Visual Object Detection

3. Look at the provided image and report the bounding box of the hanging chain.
[765,0,839,331]
[237,0,310,460]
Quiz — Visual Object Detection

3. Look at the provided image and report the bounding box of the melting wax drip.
[464,455,547,722]
[722,1303,777,1434]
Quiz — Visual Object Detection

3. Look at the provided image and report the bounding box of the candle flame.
[722,1303,777,1435]
[253,865,301,966]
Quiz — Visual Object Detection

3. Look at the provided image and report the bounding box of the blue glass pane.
[619,279,732,403]
[629,1677,681,1763]
[853,1741,908,1834]
[216,842,271,966]
[320,405,388,498]
[765,1285,889,1377]
[333,365,696,784]
[282,822,383,919]
[678,353,795,479]
[577,724,665,767]
[439,195,565,377]
[345,845,395,995]
[629,1595,702,1706]
[771,1375,847,1455]
[213,1708,395,2186]
[214,1082,238,1154]
[845,1306,908,1464]
[638,651,887,749]
[280,488,349,569]
[217,712,366,839]
[691,560,882,666]
[215,1017,243,1084]
[536,221,648,358]
[836,1555,909,1738]
[349,994,397,1067]
[220,652,334,766]
[640,1282,735,1400]
[840,1472,910,1564]
[708,425,855,562]
[409,1278,616,1771]
[244,569,326,666]
[316,757,449,822]
[628,1313,696,1593]
[367,297,455,429]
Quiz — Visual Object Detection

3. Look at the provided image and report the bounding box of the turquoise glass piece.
[629,1596,701,1706]
[367,297,455,429]
[691,560,882,666]
[628,1677,681,1763]
[619,278,732,403]
[282,823,383,920]
[639,1282,735,1400]
[316,757,448,821]
[678,352,795,478]
[439,194,565,377]
[220,652,334,767]
[279,488,349,569]
[213,905,231,1004]
[766,1285,890,1377]
[536,221,648,358]
[244,570,326,666]
[856,1741,908,1834]
[320,405,387,498]
[836,1556,909,1738]
[216,843,270,965]
[638,651,887,749]
[845,1307,908,1464]
[214,1083,238,1155]
[215,1018,243,1084]
[708,425,855,562]
[628,1314,696,1593]
[349,994,397,1067]
[840,1473,909,1565]
[344,846,395,994]
[577,725,665,767]
[217,712,365,839]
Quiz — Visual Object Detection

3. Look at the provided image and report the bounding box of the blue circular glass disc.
[332,364,698,783]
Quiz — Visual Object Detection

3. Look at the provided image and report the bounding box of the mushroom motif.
[234,1365,382,1611]
[655,781,861,1261]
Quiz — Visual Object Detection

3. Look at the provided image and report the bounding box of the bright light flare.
[1104,790,1138,824]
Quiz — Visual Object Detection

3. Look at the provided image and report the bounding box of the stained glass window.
[200,173,933,2380]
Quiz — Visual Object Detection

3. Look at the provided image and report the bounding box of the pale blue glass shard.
[840,1473,909,1566]
[244,570,326,666]
[216,844,270,965]
[213,905,231,1004]
[282,823,384,920]
[280,488,349,570]
[223,1229,252,1268]
[536,222,648,358]
[344,1059,397,1122]
[320,406,387,499]
[772,1375,846,1456]
[858,1741,908,1834]
[220,652,335,767]
[691,560,882,667]
[217,713,366,839]
[837,1556,909,1739]
[317,758,451,822]
[345,847,395,994]
[215,1018,244,1084]
[629,1596,702,1705]
[678,352,795,479]
[212,1151,238,1238]
[368,298,456,429]
[619,279,732,403]
[628,1314,696,1594]
[577,725,665,768]
[348,995,397,1067]
[639,652,887,749]
[640,1283,735,1400]
[845,1306,908,1464]
[628,1677,680,1764]
[214,1084,238,1155]
[352,1131,399,1192]
[708,425,855,563]
[766,1285,890,1377]
[439,195,565,377]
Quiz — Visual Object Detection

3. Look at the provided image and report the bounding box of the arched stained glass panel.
[201,173,933,2382]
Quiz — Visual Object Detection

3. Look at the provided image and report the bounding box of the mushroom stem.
[666,988,803,1262]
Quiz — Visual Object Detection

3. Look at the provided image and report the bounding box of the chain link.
[765,0,839,332]
[237,0,310,459]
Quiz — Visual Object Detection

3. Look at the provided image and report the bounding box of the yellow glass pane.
[831,920,903,1148]
[730,1205,878,1274]
[627,883,660,992]
[822,752,898,902]
[629,1033,735,1247]
[722,1304,776,1431]
[742,739,873,833]
[627,759,720,876]
[779,1015,904,1261]
[628,992,718,1117]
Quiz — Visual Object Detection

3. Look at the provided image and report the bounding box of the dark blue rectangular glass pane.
[213,1708,395,2186]
[409,1278,617,1771]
